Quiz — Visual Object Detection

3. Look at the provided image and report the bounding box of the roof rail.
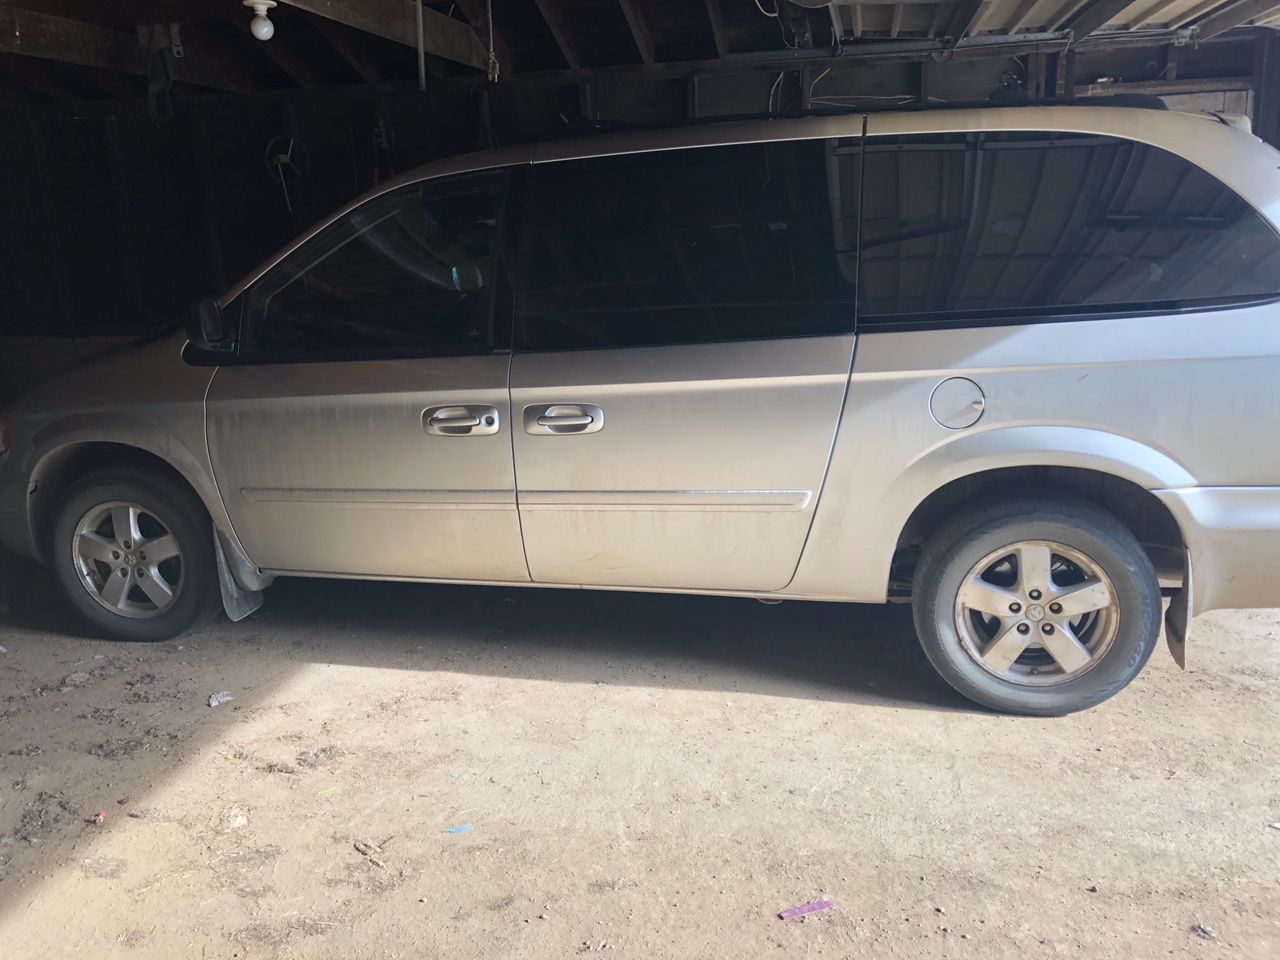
[540,94,1169,140]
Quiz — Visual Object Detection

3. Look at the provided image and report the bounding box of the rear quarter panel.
[788,304,1280,601]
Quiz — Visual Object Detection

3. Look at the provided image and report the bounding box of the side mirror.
[186,296,233,353]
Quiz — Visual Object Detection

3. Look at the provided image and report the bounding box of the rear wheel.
[912,498,1161,715]
[51,468,214,642]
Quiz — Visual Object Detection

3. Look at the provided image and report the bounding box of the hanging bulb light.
[243,1,277,41]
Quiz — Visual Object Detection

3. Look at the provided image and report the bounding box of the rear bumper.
[0,478,36,560]
[1155,486,1280,614]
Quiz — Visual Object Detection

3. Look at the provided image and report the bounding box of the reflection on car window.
[516,140,858,351]
[857,132,1280,323]
[244,178,504,361]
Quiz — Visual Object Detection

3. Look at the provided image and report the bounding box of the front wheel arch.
[30,442,220,564]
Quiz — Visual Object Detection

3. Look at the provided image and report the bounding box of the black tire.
[912,497,1161,716]
[50,467,215,642]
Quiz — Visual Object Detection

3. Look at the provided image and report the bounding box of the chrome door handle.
[536,414,592,427]
[423,404,500,436]
[523,403,605,435]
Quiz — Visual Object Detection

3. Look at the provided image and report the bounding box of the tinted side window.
[858,132,1280,324]
[243,173,507,361]
[516,140,858,351]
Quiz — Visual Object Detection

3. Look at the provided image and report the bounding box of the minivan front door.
[509,137,860,591]
[206,170,529,583]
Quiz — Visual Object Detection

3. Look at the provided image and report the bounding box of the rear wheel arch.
[889,466,1186,596]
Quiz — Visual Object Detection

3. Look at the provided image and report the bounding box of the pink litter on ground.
[779,900,834,920]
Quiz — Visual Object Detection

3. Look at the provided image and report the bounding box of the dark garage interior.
[2,3,1280,958]
[2,0,1280,369]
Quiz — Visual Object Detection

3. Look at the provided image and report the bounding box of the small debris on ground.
[443,825,473,834]
[1191,923,1218,941]
[62,672,92,689]
[218,807,248,832]
[87,812,107,825]
[778,899,834,921]
[353,836,394,869]
[261,761,298,775]
[0,644,8,653]
[353,840,386,869]
[1269,823,1280,831]
[207,691,233,708]
[1086,885,1099,893]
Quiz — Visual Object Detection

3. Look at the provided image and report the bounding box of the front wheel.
[912,498,1161,715]
[50,468,215,642]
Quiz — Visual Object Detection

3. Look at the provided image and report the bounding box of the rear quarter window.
[855,131,1280,327]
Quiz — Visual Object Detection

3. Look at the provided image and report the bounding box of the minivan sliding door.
[507,135,862,592]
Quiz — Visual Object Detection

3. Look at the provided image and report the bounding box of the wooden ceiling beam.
[0,7,245,90]
[532,0,585,69]
[277,0,485,69]
[310,15,382,84]
[1066,0,1140,39]
[944,0,987,45]
[705,0,730,57]
[452,0,512,71]
[236,20,321,86]
[1192,0,1280,39]
[619,0,656,64]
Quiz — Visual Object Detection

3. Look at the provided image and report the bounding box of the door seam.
[506,351,535,582]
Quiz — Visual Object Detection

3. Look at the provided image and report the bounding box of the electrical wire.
[768,71,784,114]
[809,66,831,99]
[753,0,780,17]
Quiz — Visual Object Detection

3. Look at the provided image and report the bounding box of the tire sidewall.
[51,473,213,642]
[914,506,1160,715]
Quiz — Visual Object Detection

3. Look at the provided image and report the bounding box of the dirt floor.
[0,548,1277,960]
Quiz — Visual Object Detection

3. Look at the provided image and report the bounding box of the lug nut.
[1009,602,1022,614]
[137,568,146,578]
[111,551,121,560]
[1049,602,1062,615]
[122,539,132,550]
[1016,623,1030,635]
[118,568,128,578]
[1041,623,1054,635]
[1028,589,1042,601]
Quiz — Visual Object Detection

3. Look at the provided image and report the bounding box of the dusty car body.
[3,103,1279,714]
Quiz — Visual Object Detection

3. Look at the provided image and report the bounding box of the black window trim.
[226,167,519,367]
[856,292,1280,335]
[852,129,1280,334]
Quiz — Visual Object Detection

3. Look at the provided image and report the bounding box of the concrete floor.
[0,548,1277,959]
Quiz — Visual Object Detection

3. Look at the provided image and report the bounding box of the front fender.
[20,411,237,563]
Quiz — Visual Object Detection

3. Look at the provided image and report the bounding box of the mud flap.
[1164,549,1192,670]
[212,527,264,623]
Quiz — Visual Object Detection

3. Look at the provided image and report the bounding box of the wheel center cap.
[1025,603,1046,622]
[124,553,138,567]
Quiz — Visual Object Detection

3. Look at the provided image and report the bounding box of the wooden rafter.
[619,0,656,64]
[705,0,730,57]
[453,0,513,71]
[945,0,986,45]
[0,7,244,90]
[532,0,584,69]
[237,20,320,86]
[1193,0,1280,38]
[1065,0,1140,39]
[277,0,485,69]
[310,14,382,84]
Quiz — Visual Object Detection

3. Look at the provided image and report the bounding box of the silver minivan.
[4,104,1280,715]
